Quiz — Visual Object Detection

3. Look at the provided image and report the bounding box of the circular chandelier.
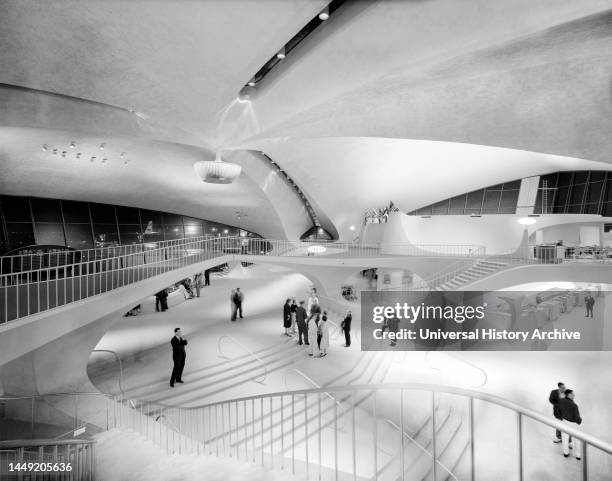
[194,151,242,184]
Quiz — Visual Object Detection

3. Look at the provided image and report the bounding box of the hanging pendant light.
[194,150,242,184]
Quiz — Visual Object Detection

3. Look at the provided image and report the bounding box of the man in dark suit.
[558,389,582,459]
[341,310,352,347]
[549,382,566,443]
[296,301,309,345]
[170,328,187,387]
[584,294,595,318]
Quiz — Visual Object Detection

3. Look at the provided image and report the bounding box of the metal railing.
[2,383,612,480]
[0,236,490,324]
[0,438,95,481]
[90,349,125,396]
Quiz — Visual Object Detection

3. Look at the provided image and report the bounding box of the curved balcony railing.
[2,383,612,480]
[0,236,487,324]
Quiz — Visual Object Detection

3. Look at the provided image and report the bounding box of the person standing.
[234,287,244,319]
[159,289,169,312]
[307,315,320,357]
[558,389,582,460]
[194,273,203,298]
[296,301,309,345]
[230,288,237,321]
[155,291,162,312]
[170,328,187,387]
[318,311,330,357]
[283,299,292,336]
[584,294,595,318]
[550,382,567,443]
[341,310,352,347]
[290,299,298,335]
[204,269,210,286]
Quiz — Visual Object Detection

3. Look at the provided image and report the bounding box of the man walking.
[341,310,352,347]
[296,301,309,345]
[584,294,595,318]
[170,328,187,387]
[204,269,210,287]
[549,382,566,443]
[558,389,582,460]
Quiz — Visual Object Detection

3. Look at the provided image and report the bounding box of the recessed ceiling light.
[42,144,48,152]
[120,152,126,159]
[52,149,58,155]
[319,8,329,20]
[70,141,76,148]
[99,143,105,150]
[276,48,286,59]
[76,153,82,159]
[349,225,355,231]
[248,81,256,87]
[61,151,67,157]
[90,156,96,162]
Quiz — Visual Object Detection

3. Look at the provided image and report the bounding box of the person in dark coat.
[558,390,582,459]
[549,382,567,443]
[584,294,595,318]
[170,328,187,387]
[290,299,298,334]
[341,310,352,347]
[296,301,309,345]
[156,289,168,312]
[283,299,292,336]
[232,287,244,320]
[204,269,210,286]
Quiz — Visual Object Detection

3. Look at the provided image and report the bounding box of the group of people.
[180,271,211,300]
[155,270,212,311]
[549,382,583,460]
[282,292,353,358]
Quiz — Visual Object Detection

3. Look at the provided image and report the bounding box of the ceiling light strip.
[241,0,348,91]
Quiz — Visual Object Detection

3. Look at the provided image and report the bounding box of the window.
[90,203,116,224]
[31,198,62,223]
[61,200,91,223]
[35,223,65,245]
[64,224,94,249]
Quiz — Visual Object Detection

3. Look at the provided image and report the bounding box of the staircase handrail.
[91,349,125,396]
[192,382,612,456]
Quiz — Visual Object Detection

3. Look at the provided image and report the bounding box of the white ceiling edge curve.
[0,127,292,239]
[240,136,612,241]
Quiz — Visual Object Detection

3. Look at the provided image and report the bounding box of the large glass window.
[90,203,116,224]
[31,198,62,223]
[2,196,32,222]
[5,222,35,250]
[64,224,94,249]
[35,223,65,245]
[118,224,142,245]
[61,200,91,223]
[93,224,119,247]
[0,196,260,253]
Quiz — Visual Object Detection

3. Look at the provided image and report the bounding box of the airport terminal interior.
[1,1,612,480]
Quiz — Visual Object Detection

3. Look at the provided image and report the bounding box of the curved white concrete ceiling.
[1,0,611,240]
[0,127,292,238]
[239,137,612,239]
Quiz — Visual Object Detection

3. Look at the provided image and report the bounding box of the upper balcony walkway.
[1,235,609,326]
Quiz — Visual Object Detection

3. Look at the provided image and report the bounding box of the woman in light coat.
[307,315,320,357]
[318,311,330,357]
